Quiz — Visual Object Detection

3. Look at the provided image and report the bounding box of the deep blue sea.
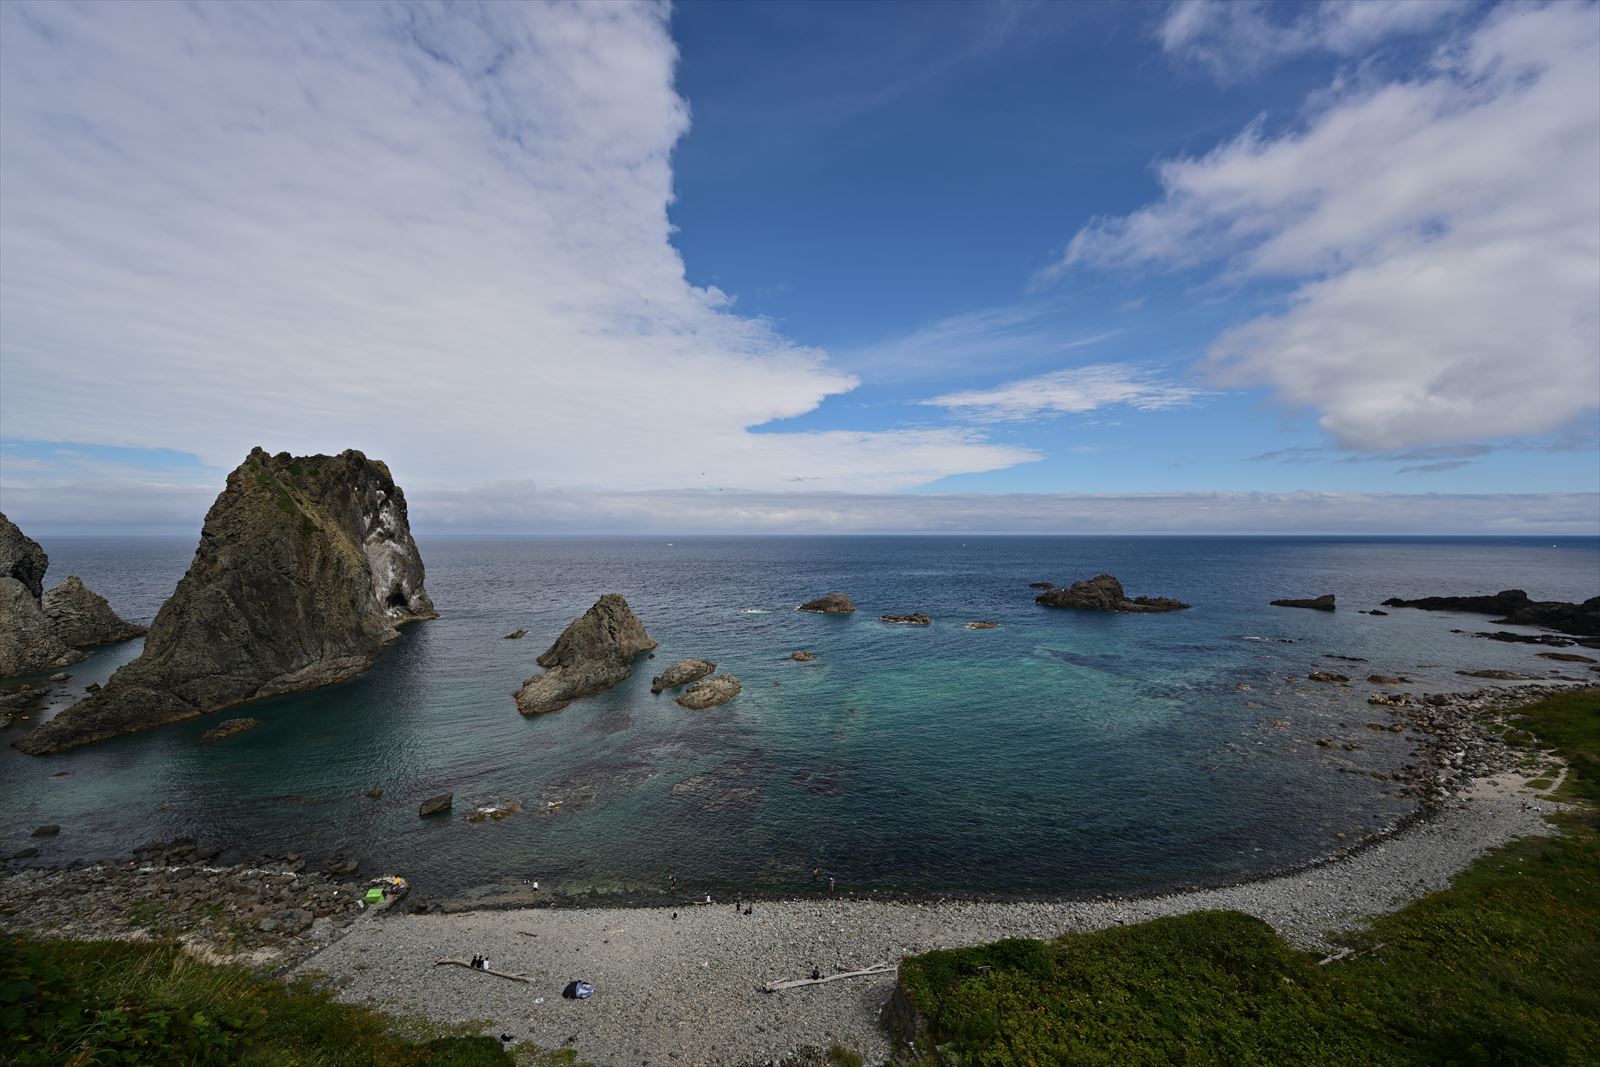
[3,536,1596,906]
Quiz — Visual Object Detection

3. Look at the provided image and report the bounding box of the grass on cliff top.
[894,687,1600,1066]
[0,935,590,1067]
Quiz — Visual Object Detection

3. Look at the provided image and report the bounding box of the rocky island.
[1035,574,1190,613]
[514,594,656,715]
[1271,594,1335,611]
[1381,589,1600,636]
[1,512,143,678]
[14,449,436,755]
[650,657,715,694]
[798,593,855,613]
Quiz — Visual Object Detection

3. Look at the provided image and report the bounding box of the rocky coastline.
[13,449,436,755]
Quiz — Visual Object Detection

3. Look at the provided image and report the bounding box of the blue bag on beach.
[563,980,594,1000]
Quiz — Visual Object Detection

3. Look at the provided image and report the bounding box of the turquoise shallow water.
[2,535,1596,905]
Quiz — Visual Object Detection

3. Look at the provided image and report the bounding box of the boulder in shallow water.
[1028,582,1054,590]
[790,650,817,661]
[514,594,656,715]
[1307,671,1349,682]
[502,629,526,640]
[200,717,261,742]
[798,593,855,614]
[1035,574,1190,613]
[1270,594,1335,611]
[650,658,715,694]
[1455,669,1538,680]
[965,621,999,630]
[881,614,931,625]
[676,673,741,710]
[419,793,453,817]
[16,449,436,755]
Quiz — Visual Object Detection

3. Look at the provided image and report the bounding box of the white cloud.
[924,363,1206,422]
[0,1,1031,495]
[1056,2,1600,453]
[1160,0,1469,78]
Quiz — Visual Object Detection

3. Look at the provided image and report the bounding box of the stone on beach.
[514,594,656,715]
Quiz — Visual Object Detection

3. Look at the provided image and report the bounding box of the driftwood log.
[762,963,895,993]
[433,958,534,983]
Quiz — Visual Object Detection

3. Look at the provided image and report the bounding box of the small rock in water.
[1270,594,1335,611]
[419,793,453,817]
[48,672,70,682]
[200,717,261,742]
[798,593,855,614]
[503,629,527,640]
[964,621,999,629]
[676,673,742,710]
[31,824,60,837]
[1307,671,1349,683]
[790,651,817,661]
[364,786,385,799]
[880,613,931,625]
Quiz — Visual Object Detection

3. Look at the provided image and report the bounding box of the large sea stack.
[1035,574,1190,613]
[0,512,86,676]
[515,594,656,715]
[15,449,436,754]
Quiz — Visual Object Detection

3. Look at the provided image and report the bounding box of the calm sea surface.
[3,535,1596,905]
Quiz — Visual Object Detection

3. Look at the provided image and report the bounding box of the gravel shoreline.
[293,686,1583,1066]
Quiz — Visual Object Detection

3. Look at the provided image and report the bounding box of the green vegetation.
[895,688,1600,1065]
[0,937,541,1067]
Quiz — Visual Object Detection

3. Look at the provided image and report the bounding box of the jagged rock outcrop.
[1270,594,1335,611]
[1034,574,1190,613]
[1308,671,1349,682]
[514,594,656,715]
[15,448,436,755]
[791,650,817,661]
[0,578,83,677]
[798,593,855,614]
[650,658,715,694]
[881,613,931,625]
[1,512,49,600]
[965,621,999,630]
[676,673,741,710]
[1382,590,1600,636]
[43,576,147,648]
[0,513,86,678]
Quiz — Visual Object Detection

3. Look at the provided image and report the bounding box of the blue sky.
[0,0,1596,533]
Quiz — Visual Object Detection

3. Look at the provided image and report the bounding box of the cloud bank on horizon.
[1,0,1596,534]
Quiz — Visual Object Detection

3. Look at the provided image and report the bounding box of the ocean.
[2,535,1596,906]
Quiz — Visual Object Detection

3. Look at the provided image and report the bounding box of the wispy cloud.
[923,363,1207,422]
[0,1,1031,497]
[837,299,1122,385]
[8,477,1595,537]
[1159,0,1469,80]
[1051,3,1600,455]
